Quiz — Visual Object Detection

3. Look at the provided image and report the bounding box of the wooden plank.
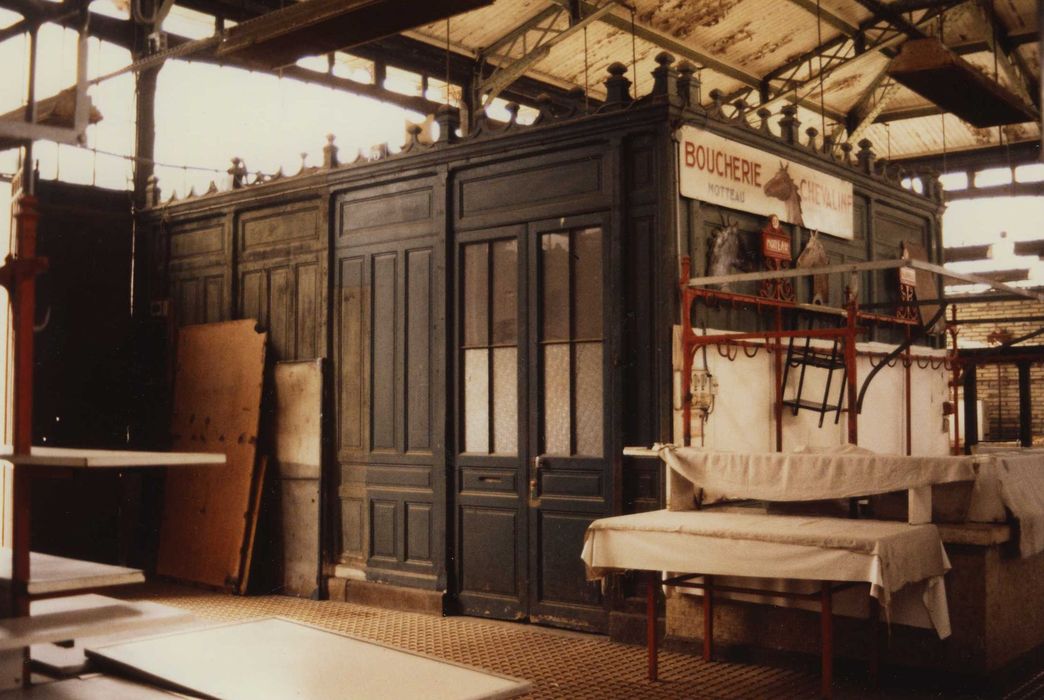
[272,360,322,597]
[156,320,267,590]
[0,594,192,652]
[0,447,225,468]
[0,552,142,595]
[238,455,266,595]
[86,618,531,700]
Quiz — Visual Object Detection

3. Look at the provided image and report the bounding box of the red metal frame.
[1,194,47,618]
[645,571,874,698]
[679,256,923,448]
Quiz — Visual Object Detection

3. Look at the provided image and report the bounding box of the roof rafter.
[781,0,859,37]
[969,0,1039,108]
[726,0,961,132]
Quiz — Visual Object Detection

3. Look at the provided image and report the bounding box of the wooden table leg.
[821,582,833,699]
[703,574,714,661]
[647,571,658,681]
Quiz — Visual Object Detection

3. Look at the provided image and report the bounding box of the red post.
[11,193,40,617]
[844,291,859,446]
[646,572,658,681]
[821,582,833,699]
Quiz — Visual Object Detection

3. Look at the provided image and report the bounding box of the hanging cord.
[816,0,826,139]
[630,7,638,97]
[445,17,451,107]
[583,24,589,113]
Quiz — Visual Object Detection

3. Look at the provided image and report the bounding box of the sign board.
[899,266,917,287]
[678,125,855,239]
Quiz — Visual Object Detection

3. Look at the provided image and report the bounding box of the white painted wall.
[684,329,952,456]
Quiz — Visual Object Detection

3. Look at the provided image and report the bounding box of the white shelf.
[0,552,143,596]
[0,594,193,652]
[0,447,226,469]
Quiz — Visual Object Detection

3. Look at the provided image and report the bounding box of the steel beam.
[476,1,614,107]
[972,0,1038,108]
[688,258,1044,301]
[781,0,858,37]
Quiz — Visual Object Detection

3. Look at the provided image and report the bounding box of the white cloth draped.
[581,509,952,638]
[659,443,977,504]
[967,452,1044,557]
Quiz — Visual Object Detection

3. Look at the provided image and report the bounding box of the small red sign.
[762,232,791,261]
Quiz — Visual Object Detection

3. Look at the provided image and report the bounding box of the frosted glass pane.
[574,228,603,340]
[464,349,489,453]
[543,343,571,455]
[491,239,518,345]
[542,234,570,342]
[574,342,603,456]
[492,347,518,455]
[463,244,488,347]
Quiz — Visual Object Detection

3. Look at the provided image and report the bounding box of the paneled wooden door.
[453,215,611,632]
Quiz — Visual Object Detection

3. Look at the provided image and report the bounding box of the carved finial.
[298,152,308,174]
[676,61,698,108]
[534,93,557,124]
[436,104,460,144]
[857,138,875,174]
[839,141,853,165]
[323,134,339,168]
[733,99,748,124]
[707,89,725,119]
[604,62,632,108]
[778,104,800,144]
[565,86,588,117]
[402,123,424,153]
[206,180,218,194]
[757,107,772,134]
[805,126,818,151]
[651,51,675,98]
[821,133,836,157]
[505,102,520,128]
[228,157,247,189]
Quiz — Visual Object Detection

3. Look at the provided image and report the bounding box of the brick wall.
[957,300,1044,443]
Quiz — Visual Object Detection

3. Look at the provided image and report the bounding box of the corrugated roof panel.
[993,0,1038,34]
[632,0,842,78]
[417,0,551,53]
[804,50,891,115]
[861,113,1039,160]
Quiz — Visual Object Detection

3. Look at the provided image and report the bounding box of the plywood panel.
[86,618,530,700]
[157,320,266,590]
[273,360,322,597]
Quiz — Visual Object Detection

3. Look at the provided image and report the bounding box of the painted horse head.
[763,162,805,227]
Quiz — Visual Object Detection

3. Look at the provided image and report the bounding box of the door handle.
[529,455,546,505]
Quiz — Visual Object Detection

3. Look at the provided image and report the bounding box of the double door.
[453,215,612,631]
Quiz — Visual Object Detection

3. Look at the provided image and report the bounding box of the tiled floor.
[110,583,1040,699]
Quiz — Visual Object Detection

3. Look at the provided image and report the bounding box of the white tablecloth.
[660,444,977,505]
[581,509,952,638]
[968,452,1044,557]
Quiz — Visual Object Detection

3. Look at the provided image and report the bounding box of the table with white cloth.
[581,508,952,697]
[592,443,976,697]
